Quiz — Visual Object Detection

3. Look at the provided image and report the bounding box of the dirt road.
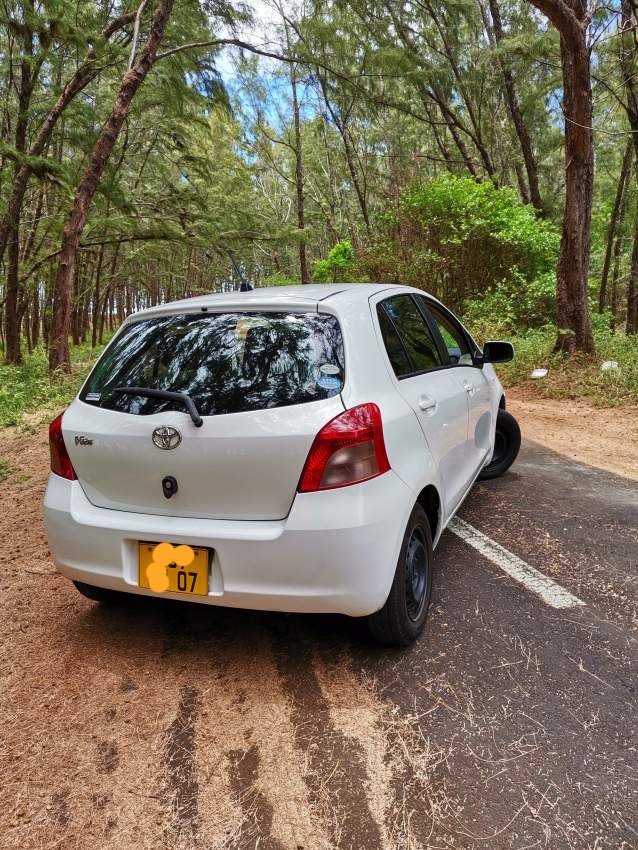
[1,423,636,850]
[507,390,638,480]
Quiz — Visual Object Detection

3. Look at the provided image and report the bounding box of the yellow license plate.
[138,542,209,596]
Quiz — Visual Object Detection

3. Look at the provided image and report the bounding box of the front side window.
[379,295,442,376]
[80,311,344,417]
[425,302,473,366]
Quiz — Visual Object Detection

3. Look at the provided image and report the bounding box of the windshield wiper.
[114,386,203,427]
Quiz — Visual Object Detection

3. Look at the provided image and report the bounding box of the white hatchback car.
[44,284,520,644]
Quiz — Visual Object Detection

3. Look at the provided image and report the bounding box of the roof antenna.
[228,250,253,291]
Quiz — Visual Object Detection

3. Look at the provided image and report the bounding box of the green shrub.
[359,175,559,312]
[313,240,362,282]
[463,271,557,338]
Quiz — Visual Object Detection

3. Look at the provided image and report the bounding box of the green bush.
[463,271,557,338]
[360,175,559,315]
[313,240,365,282]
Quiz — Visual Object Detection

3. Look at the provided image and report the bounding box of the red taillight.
[298,403,390,493]
[49,412,77,480]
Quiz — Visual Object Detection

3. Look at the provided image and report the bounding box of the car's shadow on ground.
[75,591,377,658]
[66,520,466,674]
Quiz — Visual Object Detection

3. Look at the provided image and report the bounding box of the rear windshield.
[80,311,345,417]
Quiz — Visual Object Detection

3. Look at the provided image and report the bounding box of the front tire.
[478,409,521,481]
[367,504,433,646]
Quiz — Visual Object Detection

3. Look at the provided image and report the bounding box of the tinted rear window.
[80,312,345,417]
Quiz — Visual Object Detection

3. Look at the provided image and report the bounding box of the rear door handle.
[418,394,438,414]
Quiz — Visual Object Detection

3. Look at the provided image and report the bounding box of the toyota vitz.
[44,284,520,645]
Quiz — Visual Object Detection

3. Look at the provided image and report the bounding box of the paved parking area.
[1,431,636,849]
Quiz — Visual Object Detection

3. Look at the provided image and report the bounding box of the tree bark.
[31,281,40,348]
[620,0,638,333]
[599,141,632,313]
[527,0,595,353]
[91,244,105,348]
[625,200,638,333]
[48,0,174,372]
[4,14,35,364]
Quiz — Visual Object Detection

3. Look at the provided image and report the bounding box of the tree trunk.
[71,265,81,347]
[627,198,638,334]
[527,0,595,353]
[425,102,453,167]
[610,179,629,332]
[42,265,55,348]
[99,287,110,344]
[49,0,174,372]
[487,0,544,211]
[428,87,479,177]
[23,296,32,354]
[620,0,638,333]
[5,227,23,364]
[599,141,632,313]
[290,61,311,284]
[514,162,531,205]
[3,17,35,365]
[554,33,595,353]
[318,78,371,231]
[31,283,40,348]
[91,245,105,348]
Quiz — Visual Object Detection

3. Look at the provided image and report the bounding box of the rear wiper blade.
[114,386,203,427]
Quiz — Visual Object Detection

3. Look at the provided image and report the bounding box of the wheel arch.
[416,484,441,545]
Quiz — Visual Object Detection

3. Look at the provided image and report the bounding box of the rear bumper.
[43,471,412,617]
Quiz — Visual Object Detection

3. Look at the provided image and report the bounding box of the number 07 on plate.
[138,542,209,596]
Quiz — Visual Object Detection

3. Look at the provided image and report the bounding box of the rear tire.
[478,409,521,481]
[367,504,433,646]
[73,581,127,604]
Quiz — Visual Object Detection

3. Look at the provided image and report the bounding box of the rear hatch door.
[64,309,345,521]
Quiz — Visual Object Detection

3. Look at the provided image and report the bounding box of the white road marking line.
[448,516,585,610]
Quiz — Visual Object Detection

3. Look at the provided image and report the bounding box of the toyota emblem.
[152,425,182,450]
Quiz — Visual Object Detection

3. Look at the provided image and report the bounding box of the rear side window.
[378,296,442,376]
[80,312,345,417]
[425,301,473,366]
[377,305,412,377]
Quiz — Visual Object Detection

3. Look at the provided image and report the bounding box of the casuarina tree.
[48,0,175,372]
[525,0,595,353]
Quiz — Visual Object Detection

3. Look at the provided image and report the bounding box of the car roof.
[127,283,437,322]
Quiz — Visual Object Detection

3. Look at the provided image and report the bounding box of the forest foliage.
[0,0,637,388]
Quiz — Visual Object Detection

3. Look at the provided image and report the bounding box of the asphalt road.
[1,434,636,850]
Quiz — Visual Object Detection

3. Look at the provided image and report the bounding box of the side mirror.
[481,341,514,364]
